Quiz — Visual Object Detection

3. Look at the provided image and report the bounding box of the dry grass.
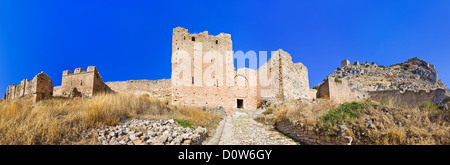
[280,100,338,126]
[0,94,220,145]
[276,99,450,145]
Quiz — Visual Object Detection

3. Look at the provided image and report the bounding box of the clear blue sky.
[1,0,450,99]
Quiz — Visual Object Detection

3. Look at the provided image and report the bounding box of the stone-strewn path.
[217,110,298,145]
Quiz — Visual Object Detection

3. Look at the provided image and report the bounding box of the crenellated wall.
[105,79,172,97]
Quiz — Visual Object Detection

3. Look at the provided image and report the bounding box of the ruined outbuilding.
[5,72,53,102]
[53,66,109,98]
[171,27,312,110]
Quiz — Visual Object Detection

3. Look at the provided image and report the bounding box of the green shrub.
[173,118,195,129]
[312,86,319,90]
[318,102,368,133]
[334,77,342,83]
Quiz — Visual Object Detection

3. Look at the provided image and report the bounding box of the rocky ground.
[217,109,298,145]
[85,108,298,145]
[85,119,207,145]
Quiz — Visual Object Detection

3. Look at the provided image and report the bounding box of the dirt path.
[216,109,298,145]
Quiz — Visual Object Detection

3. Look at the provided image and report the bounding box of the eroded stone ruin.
[5,72,53,102]
[54,66,109,98]
[171,27,313,110]
[3,27,449,109]
[316,58,449,106]
[4,66,110,102]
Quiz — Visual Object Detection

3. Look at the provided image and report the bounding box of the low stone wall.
[369,89,447,107]
[275,118,352,145]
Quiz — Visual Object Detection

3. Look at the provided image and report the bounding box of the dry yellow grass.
[276,99,450,145]
[0,94,220,145]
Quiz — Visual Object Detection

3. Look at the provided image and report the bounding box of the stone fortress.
[171,27,312,110]
[317,58,448,106]
[4,66,111,102]
[3,27,449,110]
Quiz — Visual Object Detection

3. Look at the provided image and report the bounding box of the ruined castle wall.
[317,79,330,99]
[55,66,107,98]
[105,79,172,97]
[284,61,310,99]
[318,77,367,104]
[369,89,446,107]
[60,71,95,97]
[5,72,53,102]
[172,27,252,109]
[257,51,281,99]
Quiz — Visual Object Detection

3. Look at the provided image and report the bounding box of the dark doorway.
[237,99,243,109]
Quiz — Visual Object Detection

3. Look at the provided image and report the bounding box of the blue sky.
[1,0,450,99]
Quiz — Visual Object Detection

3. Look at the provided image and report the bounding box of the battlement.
[87,66,98,73]
[172,27,232,42]
[63,66,99,77]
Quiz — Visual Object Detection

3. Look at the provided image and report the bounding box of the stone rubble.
[86,119,208,145]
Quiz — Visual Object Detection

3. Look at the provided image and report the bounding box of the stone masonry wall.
[275,118,353,145]
[172,27,260,110]
[54,66,108,98]
[317,77,367,104]
[172,27,312,110]
[369,89,447,107]
[105,79,172,97]
[258,50,311,102]
[5,72,53,102]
